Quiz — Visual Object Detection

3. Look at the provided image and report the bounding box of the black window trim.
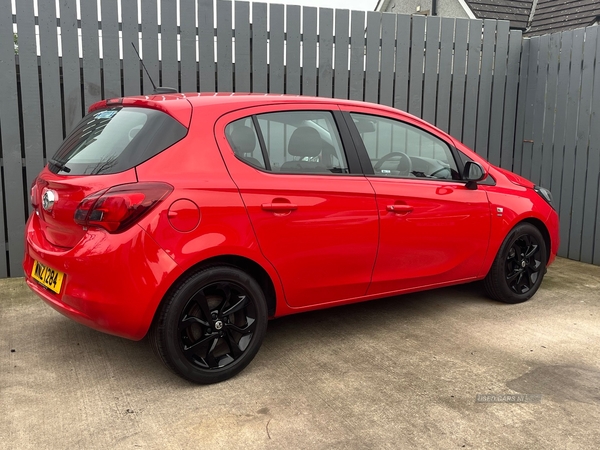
[332,110,364,176]
[251,115,272,171]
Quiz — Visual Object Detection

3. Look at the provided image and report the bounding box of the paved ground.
[2,257,600,449]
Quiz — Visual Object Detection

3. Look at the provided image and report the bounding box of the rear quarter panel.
[135,104,286,316]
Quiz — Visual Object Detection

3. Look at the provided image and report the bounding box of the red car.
[24,93,559,384]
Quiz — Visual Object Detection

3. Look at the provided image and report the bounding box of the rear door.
[215,104,379,308]
[342,108,491,295]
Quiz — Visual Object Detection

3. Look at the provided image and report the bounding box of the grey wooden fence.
[0,0,599,277]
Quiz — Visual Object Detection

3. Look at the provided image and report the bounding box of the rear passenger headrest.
[288,127,323,158]
[230,126,256,155]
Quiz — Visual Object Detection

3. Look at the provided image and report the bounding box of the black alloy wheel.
[504,234,543,295]
[484,223,548,304]
[150,267,268,384]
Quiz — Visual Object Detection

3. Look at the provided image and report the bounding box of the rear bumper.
[24,213,182,340]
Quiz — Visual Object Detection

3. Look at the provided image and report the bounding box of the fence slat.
[302,6,318,96]
[286,5,301,94]
[449,18,469,141]
[38,0,64,158]
[436,18,454,133]
[409,15,426,117]
[513,38,530,174]
[80,0,101,110]
[530,35,550,185]
[269,3,285,94]
[379,13,395,107]
[234,2,250,92]
[550,32,571,211]
[198,0,215,91]
[364,11,381,103]
[540,33,560,190]
[318,8,334,98]
[60,0,83,131]
[349,11,365,101]
[500,30,522,170]
[180,0,197,93]
[423,16,440,125]
[393,14,411,111]
[474,19,496,157]
[462,19,482,150]
[559,29,585,256]
[101,0,121,98]
[487,20,510,166]
[216,1,232,91]
[121,0,139,96]
[15,0,44,202]
[520,36,540,179]
[0,0,21,276]
[161,0,178,89]
[334,9,350,99]
[252,2,268,93]
[569,26,598,260]
[584,30,600,264]
[141,0,159,94]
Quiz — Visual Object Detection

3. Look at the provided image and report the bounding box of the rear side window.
[49,107,187,175]
[225,111,350,175]
[257,111,349,174]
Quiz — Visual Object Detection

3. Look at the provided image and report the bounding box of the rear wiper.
[48,159,71,173]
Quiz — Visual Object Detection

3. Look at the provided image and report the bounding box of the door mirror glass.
[463,161,486,182]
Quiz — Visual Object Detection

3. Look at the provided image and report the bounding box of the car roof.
[142,91,405,116]
[91,92,455,145]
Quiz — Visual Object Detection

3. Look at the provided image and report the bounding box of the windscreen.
[49,107,187,175]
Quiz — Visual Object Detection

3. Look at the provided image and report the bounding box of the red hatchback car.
[24,93,559,383]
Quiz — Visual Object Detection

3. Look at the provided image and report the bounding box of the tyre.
[483,222,547,304]
[149,266,268,384]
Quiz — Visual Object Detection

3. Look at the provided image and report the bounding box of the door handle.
[261,202,298,212]
[387,204,413,214]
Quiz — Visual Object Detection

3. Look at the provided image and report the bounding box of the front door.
[345,110,491,295]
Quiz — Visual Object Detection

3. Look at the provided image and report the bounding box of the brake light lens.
[30,180,39,209]
[74,182,173,233]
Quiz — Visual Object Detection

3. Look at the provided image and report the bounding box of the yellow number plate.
[31,260,64,294]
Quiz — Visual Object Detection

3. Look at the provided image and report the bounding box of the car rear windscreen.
[48,106,187,175]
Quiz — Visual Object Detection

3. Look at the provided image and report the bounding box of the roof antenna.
[131,42,178,94]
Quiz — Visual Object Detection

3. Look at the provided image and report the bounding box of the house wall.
[378,0,470,19]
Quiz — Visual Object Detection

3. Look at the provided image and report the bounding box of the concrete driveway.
[2,257,599,449]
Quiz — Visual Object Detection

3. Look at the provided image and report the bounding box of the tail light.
[74,182,173,233]
[30,178,48,211]
[30,180,39,209]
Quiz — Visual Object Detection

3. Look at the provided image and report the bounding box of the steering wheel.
[429,167,451,179]
[373,152,412,176]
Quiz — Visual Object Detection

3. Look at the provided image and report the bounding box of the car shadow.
[39,281,494,386]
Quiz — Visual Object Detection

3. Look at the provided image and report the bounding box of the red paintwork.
[24,93,560,340]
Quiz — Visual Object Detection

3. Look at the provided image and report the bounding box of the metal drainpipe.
[432,0,438,15]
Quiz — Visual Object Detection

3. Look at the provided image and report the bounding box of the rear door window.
[49,107,187,175]
[257,111,349,174]
[225,111,350,175]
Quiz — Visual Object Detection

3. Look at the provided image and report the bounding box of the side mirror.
[463,161,486,190]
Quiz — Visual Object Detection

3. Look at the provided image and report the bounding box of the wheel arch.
[155,254,278,322]
[520,217,552,264]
